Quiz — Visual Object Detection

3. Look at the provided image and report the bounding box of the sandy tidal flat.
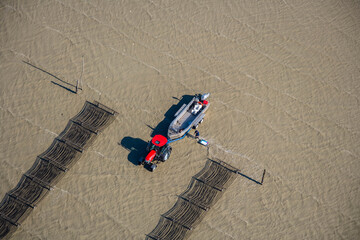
[0,0,359,239]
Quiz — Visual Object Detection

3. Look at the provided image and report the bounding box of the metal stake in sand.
[260,169,266,184]
[76,56,84,94]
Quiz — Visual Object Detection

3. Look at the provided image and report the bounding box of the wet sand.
[0,0,359,239]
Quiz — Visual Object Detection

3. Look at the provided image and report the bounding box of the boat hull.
[167,96,209,141]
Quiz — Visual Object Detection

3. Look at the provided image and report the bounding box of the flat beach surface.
[0,0,359,239]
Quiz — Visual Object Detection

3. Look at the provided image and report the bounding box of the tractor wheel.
[162,147,172,162]
[162,152,170,162]
[151,164,157,172]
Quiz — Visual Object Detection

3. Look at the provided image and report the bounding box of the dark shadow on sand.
[119,136,148,166]
[236,169,266,185]
[23,61,77,94]
[51,81,77,93]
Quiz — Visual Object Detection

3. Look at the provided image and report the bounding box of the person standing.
[194,130,200,139]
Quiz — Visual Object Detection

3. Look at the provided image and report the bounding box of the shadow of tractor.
[119,137,148,166]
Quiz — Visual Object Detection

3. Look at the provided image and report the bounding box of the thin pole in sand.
[260,169,266,184]
[76,56,84,94]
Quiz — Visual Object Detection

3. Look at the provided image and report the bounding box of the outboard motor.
[201,93,210,101]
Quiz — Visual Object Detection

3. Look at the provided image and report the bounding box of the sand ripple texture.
[0,0,359,239]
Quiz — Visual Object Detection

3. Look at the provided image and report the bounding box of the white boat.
[167,93,210,141]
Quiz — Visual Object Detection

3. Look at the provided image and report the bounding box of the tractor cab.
[140,134,172,171]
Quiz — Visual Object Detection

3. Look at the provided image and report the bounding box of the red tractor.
[139,134,172,171]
